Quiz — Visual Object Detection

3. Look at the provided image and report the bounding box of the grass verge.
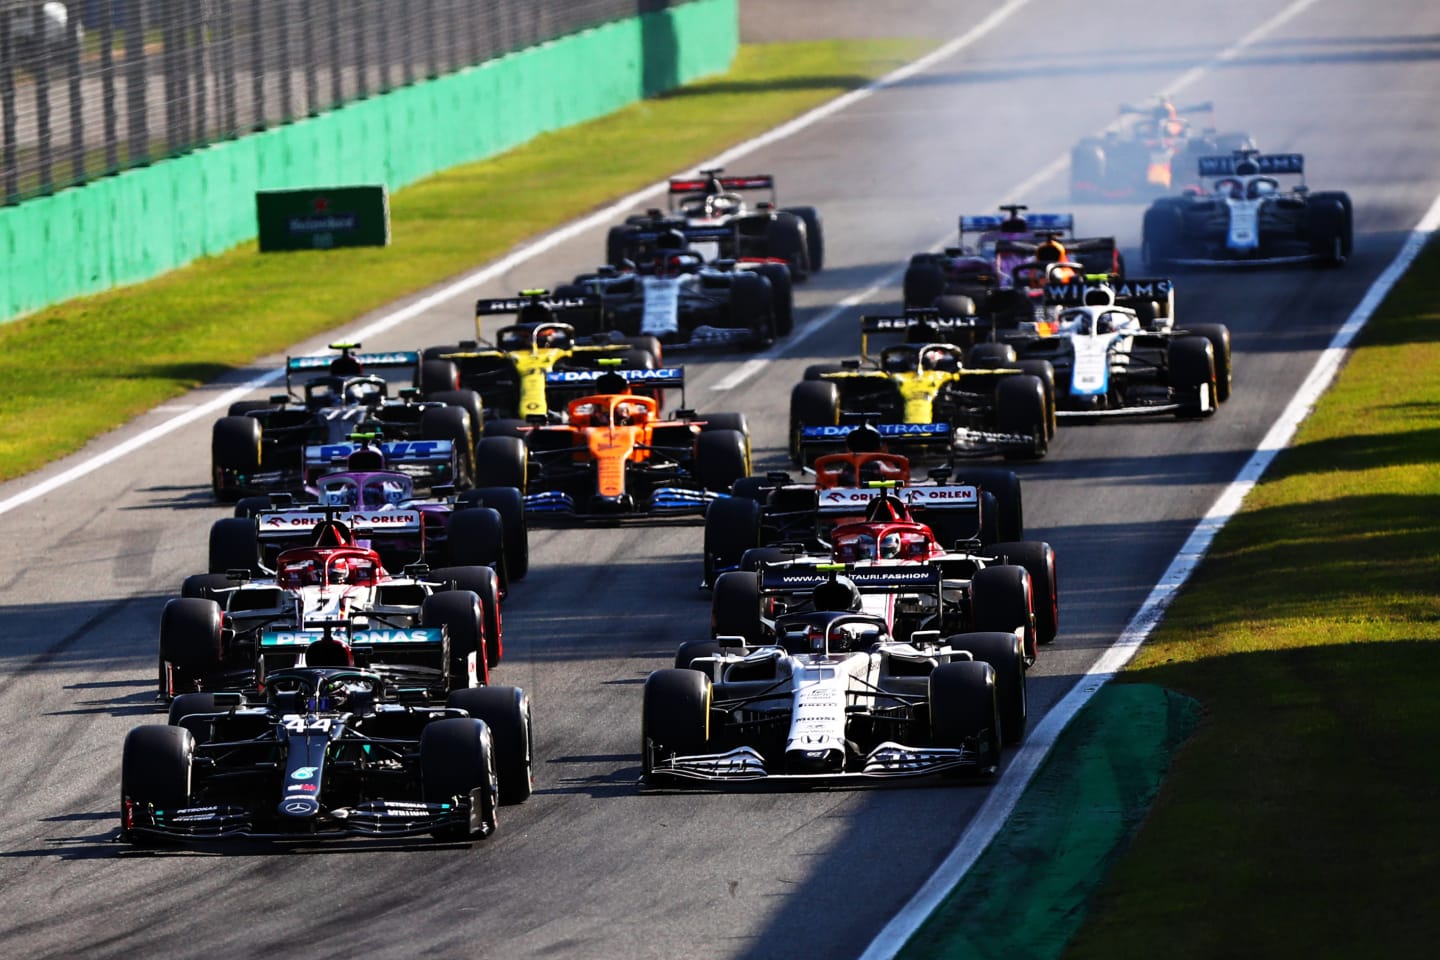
[0,38,931,484]
[1063,237,1440,957]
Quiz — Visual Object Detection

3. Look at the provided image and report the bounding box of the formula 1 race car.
[642,565,1034,784]
[121,669,532,843]
[1142,151,1353,268]
[1071,98,1256,201]
[788,313,1054,465]
[707,486,1056,660]
[903,206,1125,311]
[479,367,751,518]
[607,168,824,279]
[211,344,482,501]
[421,292,660,427]
[972,274,1232,418]
[702,430,1026,586]
[560,235,793,348]
[162,518,505,702]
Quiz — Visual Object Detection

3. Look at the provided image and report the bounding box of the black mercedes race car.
[121,669,532,843]
[211,344,482,501]
[1142,151,1353,268]
[606,168,823,280]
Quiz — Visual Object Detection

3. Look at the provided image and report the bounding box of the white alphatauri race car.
[641,571,1029,785]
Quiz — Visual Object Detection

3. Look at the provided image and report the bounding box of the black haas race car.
[607,168,823,280]
[122,667,532,843]
[1142,150,1353,268]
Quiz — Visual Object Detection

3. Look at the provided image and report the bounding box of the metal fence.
[0,0,686,205]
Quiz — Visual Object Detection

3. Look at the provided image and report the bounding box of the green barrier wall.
[0,0,737,322]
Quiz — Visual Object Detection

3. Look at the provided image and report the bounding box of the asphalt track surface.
[2,2,1438,957]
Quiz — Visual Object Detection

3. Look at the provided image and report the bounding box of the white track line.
[0,0,1041,519]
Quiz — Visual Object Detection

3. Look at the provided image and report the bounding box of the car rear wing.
[287,350,420,374]
[1121,100,1213,115]
[759,563,942,594]
[259,626,444,649]
[256,508,426,540]
[815,484,979,515]
[1197,152,1304,177]
[798,423,950,464]
[544,366,684,389]
[860,312,985,359]
[303,439,456,472]
[475,294,600,316]
[668,174,775,194]
[1042,276,1175,316]
[960,212,1073,239]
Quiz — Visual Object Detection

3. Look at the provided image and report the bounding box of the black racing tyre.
[977,491,1000,548]
[459,486,529,580]
[420,359,461,395]
[803,364,845,381]
[211,415,262,501]
[208,517,261,576]
[428,389,485,446]
[968,342,1017,368]
[233,495,271,519]
[474,435,528,490]
[447,686,533,804]
[729,273,775,349]
[423,343,467,362]
[1168,336,1217,419]
[180,573,232,601]
[422,589,487,685]
[618,348,655,371]
[421,718,498,839]
[446,507,505,578]
[983,541,1057,645]
[167,692,227,745]
[947,631,1027,745]
[995,375,1048,461]
[622,335,664,367]
[695,429,750,494]
[928,661,1001,773]
[642,668,711,775]
[739,546,791,572]
[1142,203,1184,271]
[428,565,501,671]
[159,598,223,675]
[121,725,194,842]
[703,495,761,585]
[701,411,749,437]
[961,467,1023,542]
[903,262,945,309]
[711,570,764,645]
[674,639,723,672]
[934,294,976,319]
[605,225,631,267]
[784,205,824,273]
[1070,139,1106,200]
[1183,323,1232,404]
[749,262,795,337]
[1015,360,1058,440]
[765,213,809,280]
[227,400,273,417]
[1308,191,1353,263]
[788,379,840,465]
[971,563,1036,662]
[729,475,771,503]
[421,405,475,488]
[484,418,527,440]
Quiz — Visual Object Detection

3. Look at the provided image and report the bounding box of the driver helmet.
[920,347,958,373]
[589,406,611,426]
[536,325,568,349]
[878,533,902,559]
[812,576,863,612]
[329,557,353,584]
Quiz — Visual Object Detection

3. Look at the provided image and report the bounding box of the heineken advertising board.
[256,185,390,252]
